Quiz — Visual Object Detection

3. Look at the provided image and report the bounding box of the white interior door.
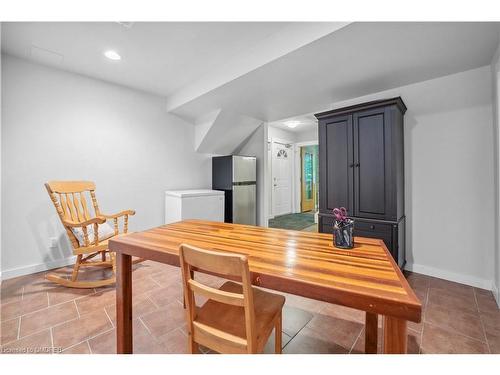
[272,141,292,216]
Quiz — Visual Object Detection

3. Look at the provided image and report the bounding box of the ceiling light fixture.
[104,50,121,61]
[285,121,300,129]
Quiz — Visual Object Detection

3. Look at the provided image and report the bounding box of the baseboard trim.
[493,283,500,308]
[405,262,493,291]
[1,256,76,280]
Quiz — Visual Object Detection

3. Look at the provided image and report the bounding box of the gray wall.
[329,66,495,289]
[1,55,211,278]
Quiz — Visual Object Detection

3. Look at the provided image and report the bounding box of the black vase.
[333,219,354,249]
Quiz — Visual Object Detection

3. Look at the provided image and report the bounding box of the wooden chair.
[179,244,285,354]
[45,180,137,288]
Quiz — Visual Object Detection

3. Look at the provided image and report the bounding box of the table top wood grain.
[109,219,421,322]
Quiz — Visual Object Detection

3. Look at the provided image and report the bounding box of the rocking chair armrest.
[62,217,106,228]
[99,210,135,219]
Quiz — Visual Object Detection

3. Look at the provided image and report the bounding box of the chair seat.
[74,232,130,254]
[195,281,285,352]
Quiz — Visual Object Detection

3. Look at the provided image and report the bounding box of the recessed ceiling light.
[104,50,121,61]
[285,121,300,129]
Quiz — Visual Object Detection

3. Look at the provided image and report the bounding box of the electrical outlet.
[48,237,58,248]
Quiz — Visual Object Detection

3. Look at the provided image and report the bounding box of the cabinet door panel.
[319,115,353,214]
[353,108,391,219]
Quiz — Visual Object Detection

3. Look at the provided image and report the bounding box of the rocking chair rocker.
[45,180,138,288]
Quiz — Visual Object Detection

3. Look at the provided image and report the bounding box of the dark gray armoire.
[315,97,406,268]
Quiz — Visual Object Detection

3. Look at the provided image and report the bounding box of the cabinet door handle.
[355,163,360,167]
[370,225,375,230]
[349,164,354,168]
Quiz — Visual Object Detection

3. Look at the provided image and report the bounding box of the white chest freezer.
[164,189,225,224]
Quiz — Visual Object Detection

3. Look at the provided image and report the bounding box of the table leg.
[116,252,133,354]
[365,312,378,354]
[383,316,407,354]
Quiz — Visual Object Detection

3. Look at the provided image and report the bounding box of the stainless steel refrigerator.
[212,155,256,225]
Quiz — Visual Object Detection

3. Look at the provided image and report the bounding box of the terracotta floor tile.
[140,260,171,272]
[132,276,162,296]
[4,269,498,354]
[61,341,91,354]
[319,303,365,324]
[22,274,58,297]
[262,329,292,353]
[105,293,158,325]
[1,284,23,306]
[283,326,348,354]
[427,288,478,315]
[475,291,499,314]
[140,301,186,339]
[148,284,183,307]
[420,323,489,354]
[132,262,166,280]
[75,288,115,315]
[282,306,313,337]
[1,317,20,345]
[151,271,182,287]
[89,319,161,354]
[156,327,189,354]
[350,327,381,354]
[485,330,500,353]
[424,303,484,341]
[351,327,420,354]
[48,286,94,306]
[480,310,500,335]
[404,272,431,293]
[87,329,116,354]
[1,292,49,321]
[306,313,363,351]
[20,300,79,338]
[1,329,52,354]
[52,309,113,350]
[283,293,327,314]
[429,277,475,299]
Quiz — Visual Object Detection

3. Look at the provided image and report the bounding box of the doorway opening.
[266,119,319,231]
[300,145,319,213]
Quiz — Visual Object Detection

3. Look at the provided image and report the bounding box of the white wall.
[295,128,318,143]
[234,123,268,226]
[1,55,211,279]
[267,126,296,143]
[491,43,500,304]
[0,25,3,281]
[328,66,495,290]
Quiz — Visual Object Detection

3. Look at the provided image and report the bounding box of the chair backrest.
[45,181,100,249]
[179,244,257,353]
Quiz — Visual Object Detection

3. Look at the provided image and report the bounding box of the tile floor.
[1,261,499,354]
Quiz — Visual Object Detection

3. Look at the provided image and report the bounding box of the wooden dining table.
[109,219,421,354]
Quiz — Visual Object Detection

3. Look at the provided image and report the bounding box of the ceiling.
[269,114,317,133]
[2,22,500,130]
[1,22,293,97]
[170,22,500,122]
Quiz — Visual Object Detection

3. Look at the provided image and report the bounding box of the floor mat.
[269,212,315,231]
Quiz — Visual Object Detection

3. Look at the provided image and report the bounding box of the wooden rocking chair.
[45,180,138,288]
